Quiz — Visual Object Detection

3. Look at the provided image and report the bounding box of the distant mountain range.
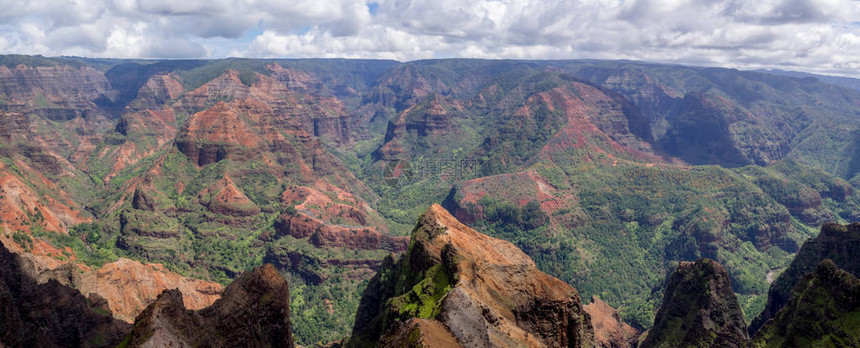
[757,68,860,92]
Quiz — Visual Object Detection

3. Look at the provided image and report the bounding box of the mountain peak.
[216,263,290,307]
[641,258,749,348]
[414,203,536,268]
[349,204,593,347]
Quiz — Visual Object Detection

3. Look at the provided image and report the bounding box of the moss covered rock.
[641,259,749,348]
[752,260,860,347]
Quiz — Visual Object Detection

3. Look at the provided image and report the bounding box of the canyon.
[1,56,860,345]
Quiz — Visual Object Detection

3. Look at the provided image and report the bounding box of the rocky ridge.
[124,263,294,347]
[750,222,860,334]
[348,204,594,348]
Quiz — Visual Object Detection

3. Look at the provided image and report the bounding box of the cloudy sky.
[1,0,859,76]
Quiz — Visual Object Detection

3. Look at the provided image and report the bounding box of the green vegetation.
[174,58,270,90]
[752,260,860,347]
[288,273,369,346]
[271,236,389,345]
[34,224,119,266]
[444,156,859,328]
[389,264,452,319]
[0,54,94,69]
[12,230,33,251]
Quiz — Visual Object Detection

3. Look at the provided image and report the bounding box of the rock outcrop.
[199,175,261,217]
[125,264,293,347]
[584,297,640,348]
[126,74,185,111]
[641,259,749,348]
[348,204,594,348]
[752,259,860,347]
[275,181,406,252]
[77,258,223,323]
[0,241,131,348]
[274,212,407,252]
[750,222,860,334]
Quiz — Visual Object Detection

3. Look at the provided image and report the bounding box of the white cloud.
[0,0,858,77]
[104,22,147,58]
